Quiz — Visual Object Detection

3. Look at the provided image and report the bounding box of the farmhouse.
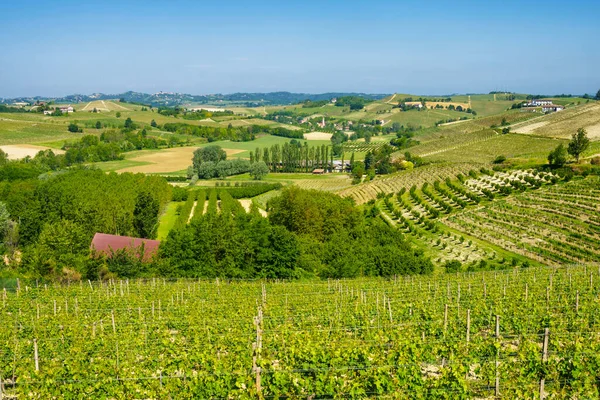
[332,160,350,172]
[542,104,564,113]
[59,106,74,113]
[90,233,160,262]
[526,99,553,107]
[404,101,423,109]
[312,168,325,175]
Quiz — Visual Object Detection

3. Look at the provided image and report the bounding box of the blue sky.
[0,0,598,97]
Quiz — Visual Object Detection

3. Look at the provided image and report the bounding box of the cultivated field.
[337,163,480,204]
[78,100,136,112]
[0,144,64,159]
[3,265,600,397]
[116,147,245,174]
[446,176,600,266]
[303,131,332,140]
[512,103,600,139]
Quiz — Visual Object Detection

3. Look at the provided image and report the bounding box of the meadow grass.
[423,133,565,164]
[157,201,184,240]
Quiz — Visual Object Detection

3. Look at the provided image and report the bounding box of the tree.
[192,145,227,172]
[0,202,10,241]
[68,123,81,133]
[0,149,8,165]
[133,192,159,239]
[250,161,269,180]
[116,112,121,118]
[567,128,590,163]
[596,89,600,100]
[548,144,567,167]
[124,117,134,130]
[95,121,102,129]
[151,119,157,128]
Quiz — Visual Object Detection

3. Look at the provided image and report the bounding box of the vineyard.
[445,176,600,266]
[342,141,386,153]
[2,265,600,398]
[337,163,480,204]
[377,168,600,268]
[409,130,497,158]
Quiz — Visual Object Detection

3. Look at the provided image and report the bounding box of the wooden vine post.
[253,306,264,398]
[495,315,500,397]
[443,304,448,335]
[34,339,39,372]
[0,363,4,400]
[539,328,549,399]
[466,309,471,344]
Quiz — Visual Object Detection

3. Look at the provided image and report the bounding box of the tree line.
[0,168,171,281]
[161,187,433,279]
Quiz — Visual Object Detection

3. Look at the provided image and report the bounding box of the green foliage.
[567,128,590,163]
[250,161,269,180]
[216,183,282,198]
[192,145,227,170]
[133,192,160,239]
[493,155,507,164]
[67,123,82,133]
[548,144,567,167]
[335,96,369,110]
[444,259,462,273]
[21,219,89,279]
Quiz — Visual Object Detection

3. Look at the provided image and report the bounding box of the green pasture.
[157,201,184,240]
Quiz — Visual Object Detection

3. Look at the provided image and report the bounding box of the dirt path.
[386,94,397,104]
[187,201,198,223]
[239,199,267,217]
[202,201,208,215]
[438,119,470,127]
[82,102,93,111]
[109,101,130,111]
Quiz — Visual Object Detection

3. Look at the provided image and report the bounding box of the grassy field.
[422,134,565,165]
[156,201,184,240]
[91,135,331,174]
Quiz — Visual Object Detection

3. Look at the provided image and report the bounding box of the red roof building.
[90,233,161,262]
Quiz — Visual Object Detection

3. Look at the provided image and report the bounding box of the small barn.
[312,168,325,175]
[90,233,160,262]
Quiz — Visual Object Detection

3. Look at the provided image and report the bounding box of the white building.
[542,104,564,113]
[526,99,553,106]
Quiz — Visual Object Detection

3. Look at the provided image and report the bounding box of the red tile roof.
[90,233,160,262]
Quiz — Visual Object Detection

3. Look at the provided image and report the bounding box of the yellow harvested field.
[117,147,245,174]
[80,100,133,112]
[585,123,600,139]
[304,132,332,140]
[513,121,549,134]
[0,144,65,160]
[512,104,600,139]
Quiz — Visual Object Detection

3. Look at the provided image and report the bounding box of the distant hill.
[0,91,389,107]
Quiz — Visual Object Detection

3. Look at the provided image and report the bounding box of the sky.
[0,0,599,97]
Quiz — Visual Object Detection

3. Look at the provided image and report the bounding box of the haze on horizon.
[0,0,598,98]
